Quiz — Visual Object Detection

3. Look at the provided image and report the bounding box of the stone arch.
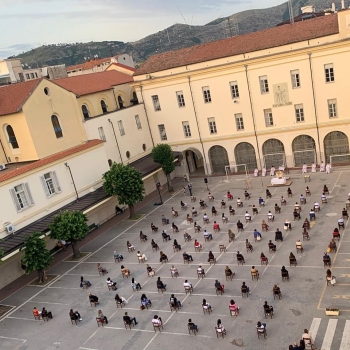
[208,145,229,174]
[262,138,285,168]
[292,135,316,166]
[183,147,204,174]
[234,142,257,171]
[324,131,350,164]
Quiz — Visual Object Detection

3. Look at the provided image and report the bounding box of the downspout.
[187,76,209,174]
[139,85,155,147]
[0,137,8,162]
[108,119,123,165]
[244,65,264,186]
[64,162,79,201]
[308,52,321,163]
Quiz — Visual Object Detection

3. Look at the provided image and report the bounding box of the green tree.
[49,210,89,259]
[103,162,144,218]
[152,144,175,192]
[21,232,53,284]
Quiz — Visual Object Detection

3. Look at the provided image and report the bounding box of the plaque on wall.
[272,83,292,107]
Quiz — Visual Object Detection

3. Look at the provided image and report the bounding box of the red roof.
[0,79,41,116]
[0,139,104,183]
[52,70,133,96]
[134,14,339,75]
[107,62,136,72]
[66,57,111,72]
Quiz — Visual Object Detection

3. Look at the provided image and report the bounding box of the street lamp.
[154,182,163,205]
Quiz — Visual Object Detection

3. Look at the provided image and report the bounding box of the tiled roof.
[52,70,133,96]
[0,79,41,116]
[108,63,136,72]
[0,139,104,183]
[134,14,339,76]
[66,57,111,72]
[277,12,326,26]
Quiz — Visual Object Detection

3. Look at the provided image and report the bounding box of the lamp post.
[154,182,163,205]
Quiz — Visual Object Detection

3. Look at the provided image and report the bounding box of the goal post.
[225,164,248,180]
[330,154,350,167]
[263,153,286,169]
[293,149,316,166]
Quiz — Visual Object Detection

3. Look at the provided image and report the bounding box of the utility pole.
[288,0,294,24]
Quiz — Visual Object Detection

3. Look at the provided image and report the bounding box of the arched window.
[82,104,90,119]
[101,100,108,114]
[118,95,124,109]
[51,115,63,138]
[6,125,19,149]
[131,91,139,105]
[208,145,229,174]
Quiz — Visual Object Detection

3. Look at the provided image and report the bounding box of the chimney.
[341,0,345,9]
[301,5,316,13]
[331,2,336,11]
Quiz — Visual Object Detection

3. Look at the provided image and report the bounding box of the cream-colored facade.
[133,10,350,174]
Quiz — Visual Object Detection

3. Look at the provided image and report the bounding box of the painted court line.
[339,320,350,350]
[7,316,37,321]
[0,335,27,343]
[309,317,321,344]
[321,319,338,350]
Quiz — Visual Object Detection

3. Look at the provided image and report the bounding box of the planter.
[325,310,339,316]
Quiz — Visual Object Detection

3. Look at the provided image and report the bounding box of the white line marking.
[7,316,37,321]
[339,320,350,350]
[321,319,338,350]
[0,335,26,343]
[309,317,321,344]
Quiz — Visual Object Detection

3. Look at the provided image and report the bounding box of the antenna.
[222,17,239,38]
[288,0,294,24]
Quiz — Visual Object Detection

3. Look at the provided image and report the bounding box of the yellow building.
[133,10,350,174]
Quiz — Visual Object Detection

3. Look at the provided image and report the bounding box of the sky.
[0,0,285,59]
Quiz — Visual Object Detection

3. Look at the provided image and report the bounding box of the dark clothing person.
[123,314,138,325]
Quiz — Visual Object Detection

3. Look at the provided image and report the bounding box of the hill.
[10,0,337,68]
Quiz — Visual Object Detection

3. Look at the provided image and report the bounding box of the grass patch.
[128,214,144,221]
[0,305,14,318]
[64,252,91,262]
[28,274,59,287]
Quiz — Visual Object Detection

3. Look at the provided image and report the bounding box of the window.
[101,100,108,114]
[117,120,125,136]
[182,121,191,137]
[208,118,217,134]
[325,64,334,83]
[30,73,34,78]
[10,183,34,212]
[264,109,274,127]
[294,104,304,122]
[158,124,167,140]
[82,104,90,119]
[259,76,269,94]
[290,70,301,88]
[51,115,63,138]
[328,99,337,118]
[40,171,61,198]
[6,125,19,149]
[152,95,161,111]
[230,81,240,98]
[98,126,106,141]
[118,95,124,109]
[235,113,244,130]
[202,86,212,103]
[35,72,38,78]
[176,91,185,107]
[25,73,30,79]
[135,115,142,129]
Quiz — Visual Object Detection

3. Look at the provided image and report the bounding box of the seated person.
[229,300,239,315]
[146,264,155,276]
[237,220,244,230]
[162,230,171,241]
[197,265,205,275]
[97,263,108,274]
[314,202,320,210]
[323,185,329,193]
[236,251,245,262]
[257,321,266,333]
[161,215,168,225]
[199,199,207,208]
[321,193,327,202]
[275,204,281,212]
[237,197,243,207]
[251,265,259,276]
[183,251,193,261]
[342,208,349,218]
[227,191,233,200]
[300,194,306,203]
[33,307,41,317]
[211,206,217,215]
[203,213,209,223]
[106,277,117,288]
[126,241,135,250]
[120,266,130,277]
[338,217,345,228]
[266,189,272,198]
[246,239,253,250]
[241,281,250,293]
[113,251,124,261]
[326,269,332,282]
[228,229,235,241]
[194,239,202,249]
[289,252,296,261]
[225,266,234,277]
[309,209,316,221]
[306,186,311,195]
[221,199,226,207]
[202,299,212,311]
[57,240,67,250]
[213,221,220,231]
[131,278,141,291]
[188,319,198,332]
[151,239,159,249]
[259,197,265,206]
[89,292,99,303]
[216,319,225,333]
[281,265,289,277]
[284,219,292,230]
[268,240,276,251]
[69,309,82,321]
[80,276,92,288]
[329,239,337,251]
[140,231,148,241]
[183,230,192,240]
[280,196,287,204]
[183,280,193,289]
[260,253,268,262]
[159,251,168,262]
[296,240,303,250]
[263,301,274,314]
[172,222,179,232]
[208,192,214,201]
[253,229,262,240]
[152,315,163,327]
[171,208,178,217]
[268,211,274,220]
[215,280,224,293]
[229,205,235,215]
[141,294,152,307]
[323,252,331,261]
[302,329,314,348]
[151,223,158,231]
[115,293,126,304]
[156,277,166,290]
[252,205,258,214]
[170,294,182,308]
[333,228,340,238]
[244,190,250,199]
[137,251,147,261]
[294,202,301,211]
[275,228,283,241]
[302,219,310,229]
[191,207,198,216]
[203,230,213,240]
[180,200,187,208]
[287,187,292,196]
[245,211,251,221]
[273,284,281,295]
[173,239,181,250]
[208,251,215,262]
[170,265,178,276]
[293,209,301,219]
[222,213,228,222]
[123,311,138,326]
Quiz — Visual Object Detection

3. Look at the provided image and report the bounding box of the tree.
[21,232,53,284]
[152,144,175,192]
[103,162,144,218]
[49,210,89,259]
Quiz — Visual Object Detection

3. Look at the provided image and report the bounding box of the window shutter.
[24,183,34,206]
[40,176,50,198]
[9,188,21,212]
[52,171,61,193]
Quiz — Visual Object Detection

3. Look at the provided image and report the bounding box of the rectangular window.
[176,91,185,107]
[25,73,30,79]
[202,86,212,103]
[208,117,217,134]
[235,113,244,130]
[264,109,274,127]
[40,171,61,198]
[135,115,142,129]
[152,95,161,111]
[328,98,337,118]
[117,120,125,136]
[10,183,34,212]
[230,81,240,98]
[294,104,305,122]
[182,121,191,137]
[98,126,106,141]
[35,72,38,78]
[325,64,334,83]
[158,124,167,140]
[291,70,301,88]
[259,76,269,94]
[30,73,34,78]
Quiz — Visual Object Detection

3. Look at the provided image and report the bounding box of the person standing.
[188,183,193,196]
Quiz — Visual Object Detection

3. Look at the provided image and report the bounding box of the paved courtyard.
[1,168,350,350]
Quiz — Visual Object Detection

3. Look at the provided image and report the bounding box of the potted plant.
[325,307,339,316]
